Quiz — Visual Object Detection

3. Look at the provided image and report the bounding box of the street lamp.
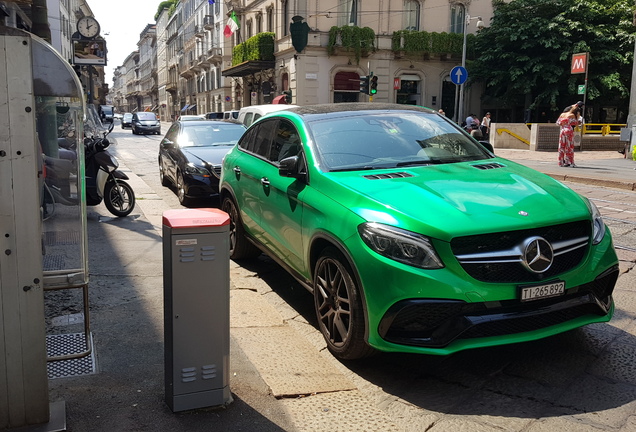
[456,8,484,124]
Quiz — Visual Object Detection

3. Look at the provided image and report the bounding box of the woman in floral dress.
[556,104,582,167]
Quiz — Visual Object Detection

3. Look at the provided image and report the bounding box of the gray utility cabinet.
[163,208,232,412]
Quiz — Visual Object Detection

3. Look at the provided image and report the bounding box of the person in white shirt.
[481,112,491,140]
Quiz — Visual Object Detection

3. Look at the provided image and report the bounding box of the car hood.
[184,146,233,165]
[325,158,591,241]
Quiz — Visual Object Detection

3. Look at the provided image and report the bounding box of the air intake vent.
[363,172,414,180]
[472,163,505,170]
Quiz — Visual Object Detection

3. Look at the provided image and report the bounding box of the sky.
[86,0,161,84]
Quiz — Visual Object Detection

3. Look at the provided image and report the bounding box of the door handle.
[233,166,241,178]
[260,177,270,187]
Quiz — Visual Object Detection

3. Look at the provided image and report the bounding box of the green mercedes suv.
[219,103,618,360]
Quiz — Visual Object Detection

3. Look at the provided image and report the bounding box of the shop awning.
[221,60,276,77]
[272,95,287,104]
[181,104,190,111]
[188,104,197,110]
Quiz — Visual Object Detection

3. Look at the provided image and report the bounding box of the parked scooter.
[43,122,135,217]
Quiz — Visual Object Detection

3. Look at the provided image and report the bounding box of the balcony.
[195,25,205,38]
[198,54,210,68]
[165,80,177,93]
[203,15,214,30]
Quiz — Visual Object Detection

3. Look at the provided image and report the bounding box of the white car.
[179,115,206,121]
[238,104,298,127]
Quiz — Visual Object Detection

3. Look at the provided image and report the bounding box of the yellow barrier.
[496,128,530,146]
[580,124,624,136]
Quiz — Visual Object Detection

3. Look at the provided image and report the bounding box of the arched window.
[267,7,274,32]
[403,0,420,31]
[333,71,361,103]
[247,19,253,38]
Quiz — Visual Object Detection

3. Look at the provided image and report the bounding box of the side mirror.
[479,140,494,154]
[107,122,115,134]
[279,155,300,178]
[161,139,175,148]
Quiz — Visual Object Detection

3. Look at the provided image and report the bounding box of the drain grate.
[43,231,81,246]
[46,333,97,379]
[43,254,66,272]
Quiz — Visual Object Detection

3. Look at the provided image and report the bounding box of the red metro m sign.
[571,53,588,74]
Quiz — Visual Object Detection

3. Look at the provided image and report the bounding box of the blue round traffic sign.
[450,66,468,85]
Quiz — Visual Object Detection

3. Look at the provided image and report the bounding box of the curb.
[546,173,636,192]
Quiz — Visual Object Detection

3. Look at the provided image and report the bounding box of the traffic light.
[370,75,378,95]
[283,89,292,104]
[359,75,370,94]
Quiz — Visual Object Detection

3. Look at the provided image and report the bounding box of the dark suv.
[132,112,161,135]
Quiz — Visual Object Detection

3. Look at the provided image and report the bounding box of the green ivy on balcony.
[327,26,375,64]
[391,30,476,59]
[232,32,275,66]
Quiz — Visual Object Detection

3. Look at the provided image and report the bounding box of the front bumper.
[134,123,160,133]
[349,222,619,355]
[183,172,221,198]
[377,265,617,349]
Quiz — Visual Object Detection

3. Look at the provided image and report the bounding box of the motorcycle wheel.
[104,180,135,217]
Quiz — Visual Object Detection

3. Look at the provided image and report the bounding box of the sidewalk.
[493,148,636,190]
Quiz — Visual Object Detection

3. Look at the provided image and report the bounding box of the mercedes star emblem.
[522,236,553,273]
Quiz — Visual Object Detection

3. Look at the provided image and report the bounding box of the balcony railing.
[231,32,275,66]
[203,16,214,30]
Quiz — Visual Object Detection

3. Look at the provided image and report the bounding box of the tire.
[313,247,376,360]
[132,127,137,135]
[104,180,135,217]
[221,196,261,260]
[159,158,170,187]
[176,171,193,207]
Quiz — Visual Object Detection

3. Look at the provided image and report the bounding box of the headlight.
[590,200,606,245]
[358,222,444,269]
[184,162,210,177]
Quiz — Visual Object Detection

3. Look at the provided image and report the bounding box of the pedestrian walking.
[556,103,582,167]
[481,112,491,140]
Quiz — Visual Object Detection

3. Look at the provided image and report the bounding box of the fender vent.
[472,163,505,170]
[363,172,414,180]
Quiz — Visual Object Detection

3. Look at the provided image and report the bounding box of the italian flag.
[224,11,239,37]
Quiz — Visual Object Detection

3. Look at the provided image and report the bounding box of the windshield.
[309,112,492,171]
[179,124,245,147]
[136,112,157,121]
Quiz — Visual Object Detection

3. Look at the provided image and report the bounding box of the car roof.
[178,119,245,128]
[282,103,436,117]
[238,104,298,115]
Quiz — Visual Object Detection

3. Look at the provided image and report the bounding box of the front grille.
[460,303,600,339]
[379,265,618,348]
[451,221,591,283]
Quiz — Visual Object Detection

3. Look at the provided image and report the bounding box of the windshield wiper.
[329,165,378,172]
[396,160,433,167]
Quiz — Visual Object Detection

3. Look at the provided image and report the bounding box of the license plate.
[520,281,565,302]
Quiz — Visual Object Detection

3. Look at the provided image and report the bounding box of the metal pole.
[628,39,636,156]
[458,8,468,124]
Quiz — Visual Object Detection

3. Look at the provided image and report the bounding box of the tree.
[470,0,635,121]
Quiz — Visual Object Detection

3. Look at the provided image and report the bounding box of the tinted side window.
[238,127,257,150]
[163,123,180,144]
[251,120,277,158]
[269,120,301,163]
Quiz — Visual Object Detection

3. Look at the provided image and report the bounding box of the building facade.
[110,0,493,120]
